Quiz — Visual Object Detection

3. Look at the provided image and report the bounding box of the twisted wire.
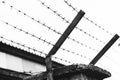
[1,0,119,69]
[0,36,72,64]
[64,0,114,36]
[0,19,91,60]
[37,0,70,23]
[0,0,100,51]
[0,1,99,52]
[0,19,54,46]
[1,1,61,35]
[37,0,105,44]
[64,0,120,68]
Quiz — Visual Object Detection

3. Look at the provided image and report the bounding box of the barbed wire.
[1,1,120,77]
[0,19,91,60]
[1,1,61,35]
[0,36,47,56]
[64,0,114,36]
[37,0,105,44]
[0,20,54,46]
[0,35,72,64]
[63,0,120,71]
[0,1,99,52]
[37,0,70,23]
[0,32,110,70]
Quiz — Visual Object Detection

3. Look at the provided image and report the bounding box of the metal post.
[89,34,119,65]
[46,10,85,58]
[45,10,85,80]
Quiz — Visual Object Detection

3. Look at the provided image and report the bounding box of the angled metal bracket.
[45,10,85,80]
[89,34,119,65]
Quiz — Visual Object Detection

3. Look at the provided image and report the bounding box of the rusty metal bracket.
[45,10,85,80]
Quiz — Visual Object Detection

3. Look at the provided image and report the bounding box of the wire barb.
[0,19,91,60]
[0,36,72,64]
[37,0,105,44]
[0,0,99,52]
[0,0,97,62]
[64,0,114,36]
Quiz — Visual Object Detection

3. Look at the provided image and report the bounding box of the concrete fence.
[24,64,111,80]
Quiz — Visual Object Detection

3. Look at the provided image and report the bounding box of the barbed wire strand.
[1,0,118,62]
[37,0,105,44]
[1,1,120,76]
[64,0,114,36]
[0,35,72,64]
[53,0,120,71]
[0,19,91,60]
[0,1,99,52]
[38,1,120,62]
[0,35,112,71]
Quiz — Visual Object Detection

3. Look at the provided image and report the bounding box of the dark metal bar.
[45,10,85,80]
[89,34,119,65]
[46,10,85,58]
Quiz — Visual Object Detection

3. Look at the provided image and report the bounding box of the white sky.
[0,0,120,80]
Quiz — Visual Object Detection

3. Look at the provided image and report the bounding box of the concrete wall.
[0,51,46,74]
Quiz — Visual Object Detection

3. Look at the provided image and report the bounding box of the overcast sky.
[0,0,120,80]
